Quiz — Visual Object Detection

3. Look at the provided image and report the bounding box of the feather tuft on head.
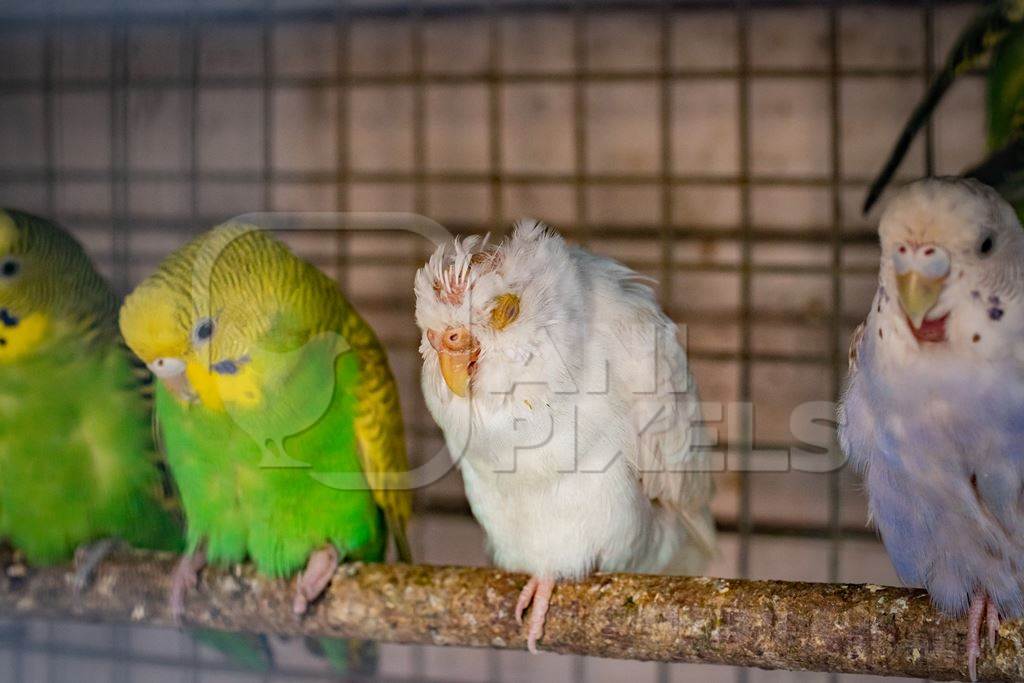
[509,218,551,243]
[423,234,498,306]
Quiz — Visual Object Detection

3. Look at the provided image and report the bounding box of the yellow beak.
[438,350,475,397]
[896,270,946,329]
[432,326,479,398]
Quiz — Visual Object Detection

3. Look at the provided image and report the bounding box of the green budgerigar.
[0,210,272,671]
[118,223,412,623]
[0,209,181,572]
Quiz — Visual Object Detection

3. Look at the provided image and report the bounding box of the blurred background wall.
[0,1,986,681]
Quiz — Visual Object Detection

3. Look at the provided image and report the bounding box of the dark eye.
[0,259,19,278]
[979,235,995,257]
[194,318,214,343]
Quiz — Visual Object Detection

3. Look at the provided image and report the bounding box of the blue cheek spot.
[211,356,252,375]
[989,307,1005,321]
[989,295,1002,306]
[0,309,18,327]
[211,359,239,375]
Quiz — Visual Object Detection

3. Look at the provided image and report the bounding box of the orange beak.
[428,327,479,397]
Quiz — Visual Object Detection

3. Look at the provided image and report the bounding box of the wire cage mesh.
[0,0,989,681]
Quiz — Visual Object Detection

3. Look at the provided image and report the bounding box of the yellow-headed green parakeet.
[119,223,412,623]
[0,209,181,568]
[0,210,273,671]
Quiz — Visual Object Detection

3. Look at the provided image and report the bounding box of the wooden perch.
[0,549,1021,682]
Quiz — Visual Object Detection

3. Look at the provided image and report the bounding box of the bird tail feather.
[191,629,273,671]
[667,502,717,574]
[387,510,413,563]
[305,637,379,677]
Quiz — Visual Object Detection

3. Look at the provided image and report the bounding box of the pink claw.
[986,598,1000,651]
[293,545,339,616]
[169,550,206,625]
[514,576,555,654]
[515,576,539,626]
[966,590,1001,682]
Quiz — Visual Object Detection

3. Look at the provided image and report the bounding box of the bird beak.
[147,357,194,401]
[896,270,947,330]
[163,373,196,402]
[429,327,479,398]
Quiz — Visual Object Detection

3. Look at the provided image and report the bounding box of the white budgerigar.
[414,220,716,652]
[840,177,1024,681]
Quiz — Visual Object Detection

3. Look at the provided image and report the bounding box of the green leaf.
[987,24,1024,149]
[863,0,1024,214]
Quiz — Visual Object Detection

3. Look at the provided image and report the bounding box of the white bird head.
[414,220,581,404]
[877,177,1024,345]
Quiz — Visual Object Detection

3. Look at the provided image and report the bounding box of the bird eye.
[978,234,995,257]
[0,258,19,279]
[193,318,215,343]
[490,293,520,331]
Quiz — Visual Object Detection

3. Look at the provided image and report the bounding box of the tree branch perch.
[0,549,1020,682]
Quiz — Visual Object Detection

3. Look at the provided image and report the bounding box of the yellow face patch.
[0,312,50,363]
[185,357,262,412]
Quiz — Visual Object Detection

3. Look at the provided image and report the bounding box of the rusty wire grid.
[0,1,985,681]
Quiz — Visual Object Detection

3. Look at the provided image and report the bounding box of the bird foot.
[514,575,555,654]
[293,545,339,616]
[169,550,206,626]
[987,598,1000,651]
[71,538,120,596]
[966,590,1001,682]
[3,550,27,583]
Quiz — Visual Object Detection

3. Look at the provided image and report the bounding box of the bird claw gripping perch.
[169,550,207,625]
[71,538,120,597]
[293,545,339,616]
[514,576,556,654]
[966,590,1001,682]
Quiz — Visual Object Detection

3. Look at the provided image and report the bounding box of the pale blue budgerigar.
[840,177,1024,681]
